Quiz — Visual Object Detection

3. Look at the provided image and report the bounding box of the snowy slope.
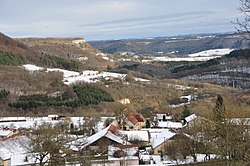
[188,48,234,57]
[149,48,234,62]
[22,64,149,85]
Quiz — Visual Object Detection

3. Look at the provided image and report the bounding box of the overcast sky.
[0,0,243,41]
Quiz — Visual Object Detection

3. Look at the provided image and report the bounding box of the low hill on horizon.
[89,33,250,56]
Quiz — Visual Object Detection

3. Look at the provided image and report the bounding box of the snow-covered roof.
[185,114,197,123]
[150,130,176,149]
[0,117,26,122]
[73,124,127,150]
[0,148,10,160]
[0,117,117,134]
[0,117,62,129]
[124,130,150,142]
[158,121,183,129]
[0,130,12,137]
[0,135,29,161]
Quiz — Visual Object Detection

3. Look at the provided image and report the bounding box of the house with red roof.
[123,109,146,130]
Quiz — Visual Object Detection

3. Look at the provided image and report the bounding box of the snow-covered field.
[188,48,233,57]
[151,56,222,62]
[145,48,234,62]
[22,64,149,85]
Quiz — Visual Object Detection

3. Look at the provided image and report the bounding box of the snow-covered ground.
[169,95,192,108]
[152,56,222,62]
[140,154,217,166]
[22,64,149,85]
[144,48,234,62]
[188,48,233,57]
[0,117,112,132]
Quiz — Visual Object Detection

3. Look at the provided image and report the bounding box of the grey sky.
[0,0,242,41]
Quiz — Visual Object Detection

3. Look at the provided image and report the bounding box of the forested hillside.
[0,32,249,118]
[90,33,250,56]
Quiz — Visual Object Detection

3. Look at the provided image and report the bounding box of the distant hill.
[177,49,250,88]
[16,37,114,70]
[115,49,250,88]
[0,32,115,95]
[90,33,250,56]
[0,33,114,71]
[0,33,41,64]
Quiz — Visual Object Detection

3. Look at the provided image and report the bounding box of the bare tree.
[164,138,186,165]
[27,122,73,166]
[235,0,250,39]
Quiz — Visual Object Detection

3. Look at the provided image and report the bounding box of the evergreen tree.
[181,105,191,120]
[213,95,226,123]
[212,95,230,164]
[146,119,150,128]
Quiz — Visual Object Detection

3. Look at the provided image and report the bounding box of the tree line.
[9,85,114,110]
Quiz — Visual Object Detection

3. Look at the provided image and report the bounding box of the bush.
[0,89,10,99]
[0,51,24,65]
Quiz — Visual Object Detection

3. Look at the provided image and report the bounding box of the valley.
[0,32,249,117]
[1,0,250,165]
[0,32,250,166]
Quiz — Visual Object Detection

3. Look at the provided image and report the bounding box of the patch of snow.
[181,95,192,104]
[188,48,233,57]
[108,145,138,161]
[77,56,88,61]
[47,68,80,78]
[169,94,192,108]
[169,103,186,108]
[152,56,222,62]
[72,39,86,45]
[22,64,149,85]
[124,130,150,142]
[146,49,233,62]
[22,64,43,71]
[96,53,106,56]
[118,98,131,105]
[11,153,50,166]
[157,52,164,54]
[140,154,217,165]
[172,84,191,90]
